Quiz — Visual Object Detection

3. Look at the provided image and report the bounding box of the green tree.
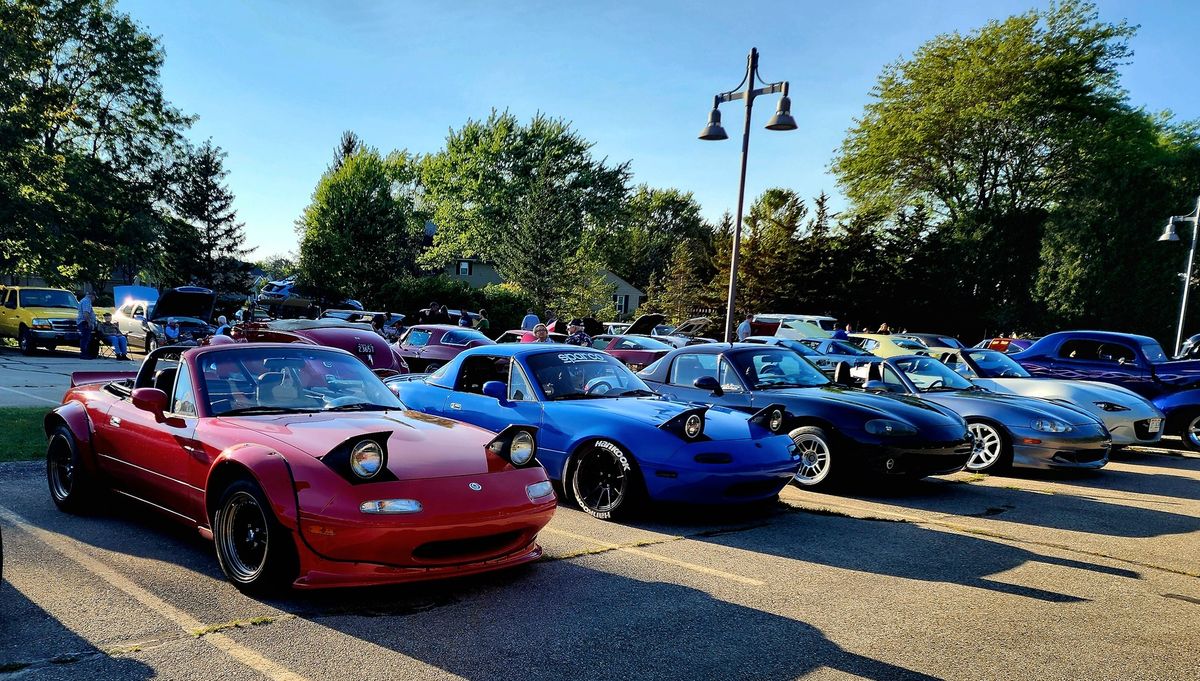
[653,240,709,323]
[420,111,630,270]
[296,144,427,303]
[602,185,710,291]
[166,141,250,292]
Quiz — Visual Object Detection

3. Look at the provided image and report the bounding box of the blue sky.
[118,0,1200,257]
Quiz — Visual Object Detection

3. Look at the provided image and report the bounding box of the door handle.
[449,402,461,410]
[109,416,121,427]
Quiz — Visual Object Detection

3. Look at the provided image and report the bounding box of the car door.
[101,363,199,517]
[443,354,544,433]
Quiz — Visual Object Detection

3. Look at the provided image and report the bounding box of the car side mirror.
[863,380,888,393]
[131,387,168,417]
[482,380,510,405]
[693,375,723,396]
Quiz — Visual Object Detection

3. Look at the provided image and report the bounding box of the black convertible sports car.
[638,343,973,487]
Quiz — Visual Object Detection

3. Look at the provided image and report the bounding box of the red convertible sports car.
[45,343,556,592]
[234,317,409,375]
[392,324,495,372]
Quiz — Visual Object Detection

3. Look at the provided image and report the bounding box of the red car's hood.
[219,410,496,479]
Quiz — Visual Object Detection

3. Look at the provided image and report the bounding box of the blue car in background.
[386,345,801,520]
[754,337,883,380]
[1013,330,1200,451]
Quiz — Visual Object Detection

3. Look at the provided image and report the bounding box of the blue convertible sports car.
[386,345,801,520]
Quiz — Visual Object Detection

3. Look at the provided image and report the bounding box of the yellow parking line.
[543,526,766,586]
[0,505,309,681]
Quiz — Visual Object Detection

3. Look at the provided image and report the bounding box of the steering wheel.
[926,379,944,389]
[585,378,614,395]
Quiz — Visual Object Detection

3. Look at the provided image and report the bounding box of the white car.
[942,348,1164,447]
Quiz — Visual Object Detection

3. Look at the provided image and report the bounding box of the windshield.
[442,329,488,345]
[963,350,1031,378]
[524,350,653,400]
[778,340,819,357]
[19,289,78,309]
[892,356,974,391]
[1142,342,1168,363]
[199,347,403,415]
[936,336,965,349]
[825,340,871,356]
[817,319,838,331]
[728,348,830,389]
[893,339,928,351]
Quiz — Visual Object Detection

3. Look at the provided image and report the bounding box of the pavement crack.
[1161,593,1200,605]
[191,615,289,638]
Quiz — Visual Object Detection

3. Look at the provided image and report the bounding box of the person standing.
[96,313,129,360]
[736,313,753,342]
[831,324,851,341]
[564,319,592,347]
[521,309,539,331]
[876,323,891,335]
[474,309,490,334]
[214,315,231,336]
[76,291,97,359]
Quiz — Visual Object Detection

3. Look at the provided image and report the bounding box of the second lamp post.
[700,47,796,342]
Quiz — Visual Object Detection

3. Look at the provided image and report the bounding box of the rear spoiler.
[70,371,137,388]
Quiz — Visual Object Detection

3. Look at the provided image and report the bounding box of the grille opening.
[412,531,523,562]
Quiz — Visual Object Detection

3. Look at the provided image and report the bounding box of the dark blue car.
[386,345,801,520]
[1013,330,1200,450]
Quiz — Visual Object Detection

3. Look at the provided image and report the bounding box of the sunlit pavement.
[2,447,1198,680]
[0,346,141,407]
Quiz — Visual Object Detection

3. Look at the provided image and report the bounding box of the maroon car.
[392,325,495,372]
[233,318,409,375]
[589,334,673,372]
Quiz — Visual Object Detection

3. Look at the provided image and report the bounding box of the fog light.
[360,499,422,514]
[526,481,555,502]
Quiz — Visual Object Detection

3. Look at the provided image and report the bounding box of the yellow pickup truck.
[0,286,82,354]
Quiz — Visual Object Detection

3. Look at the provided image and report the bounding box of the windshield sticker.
[558,352,607,364]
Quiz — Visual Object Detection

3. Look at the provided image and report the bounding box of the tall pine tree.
[168,140,250,291]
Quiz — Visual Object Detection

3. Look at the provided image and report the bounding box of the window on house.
[612,294,628,314]
[457,260,472,277]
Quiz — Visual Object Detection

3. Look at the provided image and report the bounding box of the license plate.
[1148,418,1162,433]
[356,343,374,354]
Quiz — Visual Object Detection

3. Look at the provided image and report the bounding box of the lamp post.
[1159,195,1200,356]
[699,47,796,342]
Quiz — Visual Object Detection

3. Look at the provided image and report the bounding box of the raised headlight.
[684,413,704,439]
[768,409,785,433]
[349,440,384,479]
[1031,419,1072,433]
[510,430,536,466]
[865,419,917,436]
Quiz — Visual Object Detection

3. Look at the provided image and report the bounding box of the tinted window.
[1141,343,1167,363]
[442,329,488,345]
[728,349,828,388]
[3,291,14,309]
[591,338,611,350]
[456,355,509,394]
[1058,339,1136,364]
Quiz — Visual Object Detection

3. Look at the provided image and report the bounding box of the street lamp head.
[1160,218,1181,242]
[765,95,798,131]
[698,107,728,141]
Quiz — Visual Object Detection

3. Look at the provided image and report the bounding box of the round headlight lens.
[1031,419,1072,433]
[768,409,784,433]
[510,430,535,466]
[684,413,703,439]
[349,440,384,478]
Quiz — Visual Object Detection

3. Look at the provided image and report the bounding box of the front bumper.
[29,328,80,344]
[1010,424,1110,469]
[857,438,974,477]
[642,437,801,503]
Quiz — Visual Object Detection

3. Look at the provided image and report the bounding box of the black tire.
[212,478,298,594]
[144,334,158,353]
[47,425,95,513]
[965,420,1013,472]
[1177,411,1200,452]
[424,362,442,373]
[569,440,644,521]
[789,426,837,489]
[18,326,34,355]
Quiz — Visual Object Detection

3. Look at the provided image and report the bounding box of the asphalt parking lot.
[2,447,1199,680]
[0,346,139,407]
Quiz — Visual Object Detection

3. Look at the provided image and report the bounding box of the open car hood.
[672,317,713,338]
[625,313,666,337]
[149,286,216,322]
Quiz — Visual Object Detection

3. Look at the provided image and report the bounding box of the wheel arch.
[44,403,99,474]
[205,445,300,531]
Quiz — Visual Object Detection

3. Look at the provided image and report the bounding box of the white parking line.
[543,526,766,586]
[0,385,60,404]
[0,505,310,681]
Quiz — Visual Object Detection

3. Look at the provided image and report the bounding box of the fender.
[44,402,99,476]
[1151,388,1200,431]
[205,444,300,531]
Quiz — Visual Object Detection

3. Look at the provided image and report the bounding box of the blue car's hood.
[922,389,1100,426]
[761,385,964,429]
[547,397,762,440]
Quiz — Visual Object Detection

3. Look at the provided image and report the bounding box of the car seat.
[672,354,708,386]
[153,367,178,394]
[833,361,852,385]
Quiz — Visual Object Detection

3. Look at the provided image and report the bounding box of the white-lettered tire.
[212,478,298,594]
[965,420,1012,472]
[46,425,95,513]
[790,426,835,488]
[570,439,644,521]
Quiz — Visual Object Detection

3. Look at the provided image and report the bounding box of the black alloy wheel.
[570,440,643,521]
[47,425,94,513]
[212,479,297,593]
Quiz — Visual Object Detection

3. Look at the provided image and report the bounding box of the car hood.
[762,385,966,429]
[672,317,714,338]
[625,313,666,337]
[219,410,497,479]
[150,287,216,322]
[547,396,763,440]
[975,378,1162,416]
[20,306,79,319]
[922,389,1100,426]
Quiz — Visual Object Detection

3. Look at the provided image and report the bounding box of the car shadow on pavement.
[274,560,942,681]
[1110,448,1200,473]
[1002,465,1200,503]
[695,508,1137,604]
[0,574,156,679]
[835,476,1200,538]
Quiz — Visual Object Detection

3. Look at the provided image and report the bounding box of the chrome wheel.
[1185,415,1200,450]
[216,491,269,583]
[966,422,1004,471]
[792,432,831,486]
